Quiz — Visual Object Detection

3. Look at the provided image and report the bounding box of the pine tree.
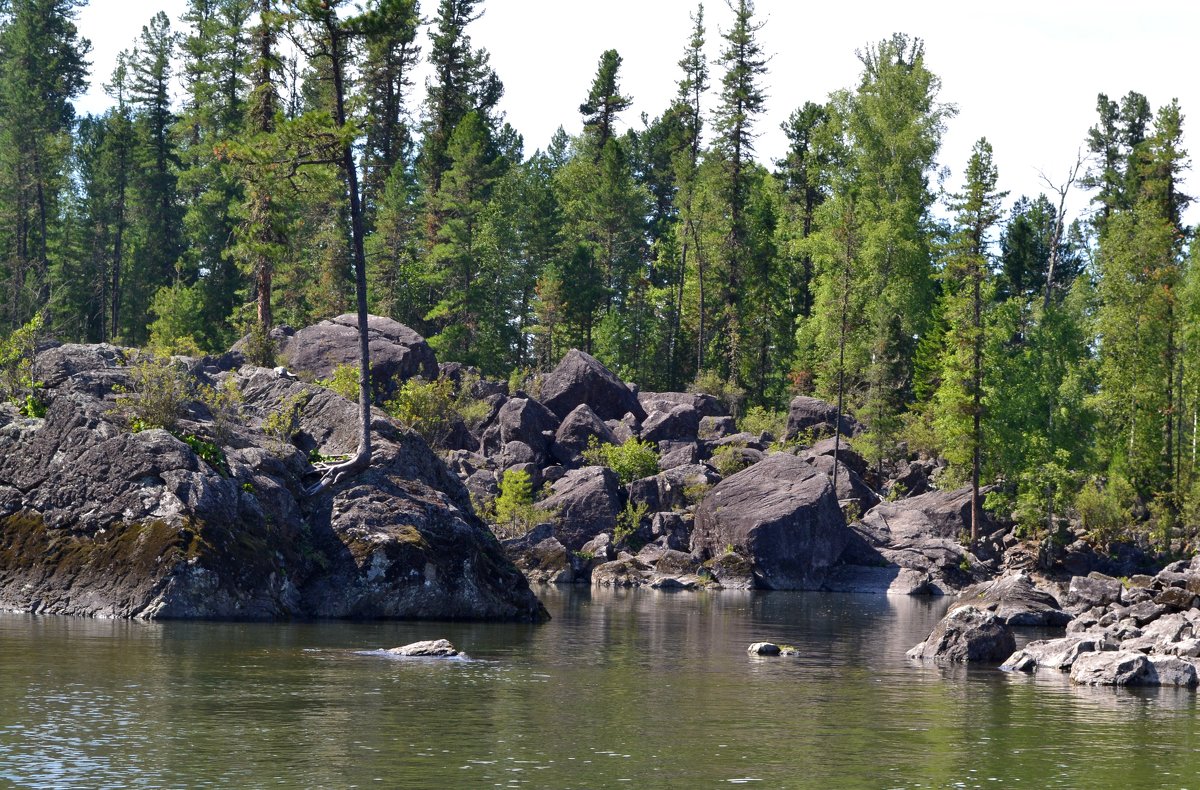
[934,138,1006,541]
[579,49,632,157]
[0,0,90,330]
[709,0,767,385]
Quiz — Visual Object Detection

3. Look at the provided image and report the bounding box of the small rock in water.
[747,642,781,656]
[386,639,459,657]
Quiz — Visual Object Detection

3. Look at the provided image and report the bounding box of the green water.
[2,588,1198,788]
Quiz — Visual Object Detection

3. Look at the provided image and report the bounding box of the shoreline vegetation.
[0,2,1199,693]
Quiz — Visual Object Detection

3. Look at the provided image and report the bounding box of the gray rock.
[907,606,1016,663]
[505,536,575,585]
[803,437,869,479]
[691,453,849,590]
[1155,586,1199,610]
[537,466,622,550]
[748,642,782,656]
[698,415,737,440]
[656,440,700,471]
[802,453,880,514]
[551,404,617,467]
[0,355,546,623]
[482,398,559,462]
[821,565,934,595]
[785,395,859,441]
[650,512,691,552]
[1148,656,1200,688]
[386,639,459,657]
[844,487,980,593]
[1064,573,1124,613]
[278,314,437,403]
[591,555,652,587]
[580,532,616,562]
[540,349,644,422]
[639,391,726,418]
[954,572,1072,626]
[1069,650,1155,686]
[1001,634,1118,672]
[641,404,700,443]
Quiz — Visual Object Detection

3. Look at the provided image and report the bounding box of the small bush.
[1075,474,1135,546]
[688,370,745,417]
[179,433,230,476]
[385,374,491,449]
[709,445,751,478]
[264,390,311,445]
[739,405,786,440]
[0,314,44,413]
[682,482,712,507]
[582,435,659,485]
[508,367,543,400]
[196,377,244,444]
[317,363,360,402]
[115,355,192,432]
[492,469,542,537]
[614,499,649,544]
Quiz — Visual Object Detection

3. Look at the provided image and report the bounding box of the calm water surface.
[2,588,1198,788]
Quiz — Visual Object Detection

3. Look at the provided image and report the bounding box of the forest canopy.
[0,0,1196,544]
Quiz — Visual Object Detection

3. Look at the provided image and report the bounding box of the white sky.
[78,0,1199,227]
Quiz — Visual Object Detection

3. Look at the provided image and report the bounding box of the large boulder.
[954,571,1072,626]
[551,404,617,466]
[690,452,849,590]
[480,397,559,462]
[641,404,701,444]
[1069,650,1155,686]
[785,396,859,440]
[844,486,983,593]
[639,391,727,419]
[907,606,1016,663]
[539,349,645,422]
[536,466,623,550]
[277,314,438,403]
[0,350,545,622]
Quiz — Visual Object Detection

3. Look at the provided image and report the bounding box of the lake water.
[2,588,1198,788]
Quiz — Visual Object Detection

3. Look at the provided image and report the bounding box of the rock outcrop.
[276,314,438,403]
[0,343,545,622]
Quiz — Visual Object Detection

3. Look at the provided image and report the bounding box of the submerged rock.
[386,639,460,657]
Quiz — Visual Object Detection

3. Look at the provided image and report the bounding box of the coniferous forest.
[0,0,1197,548]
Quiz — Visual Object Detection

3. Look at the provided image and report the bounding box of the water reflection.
[1,591,1197,788]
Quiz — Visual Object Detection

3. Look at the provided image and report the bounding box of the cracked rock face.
[0,343,545,622]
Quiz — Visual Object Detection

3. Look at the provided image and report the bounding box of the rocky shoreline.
[2,314,1189,671]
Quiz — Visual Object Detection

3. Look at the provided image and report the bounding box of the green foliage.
[689,370,746,416]
[491,468,544,539]
[195,376,243,444]
[178,433,230,476]
[114,355,192,432]
[264,391,311,445]
[0,314,44,415]
[385,374,491,448]
[316,363,360,402]
[683,482,712,507]
[709,445,751,478]
[1074,475,1135,546]
[614,499,649,544]
[147,283,209,356]
[582,435,659,485]
[739,405,786,440]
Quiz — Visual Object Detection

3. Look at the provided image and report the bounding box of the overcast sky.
[78,0,1199,226]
